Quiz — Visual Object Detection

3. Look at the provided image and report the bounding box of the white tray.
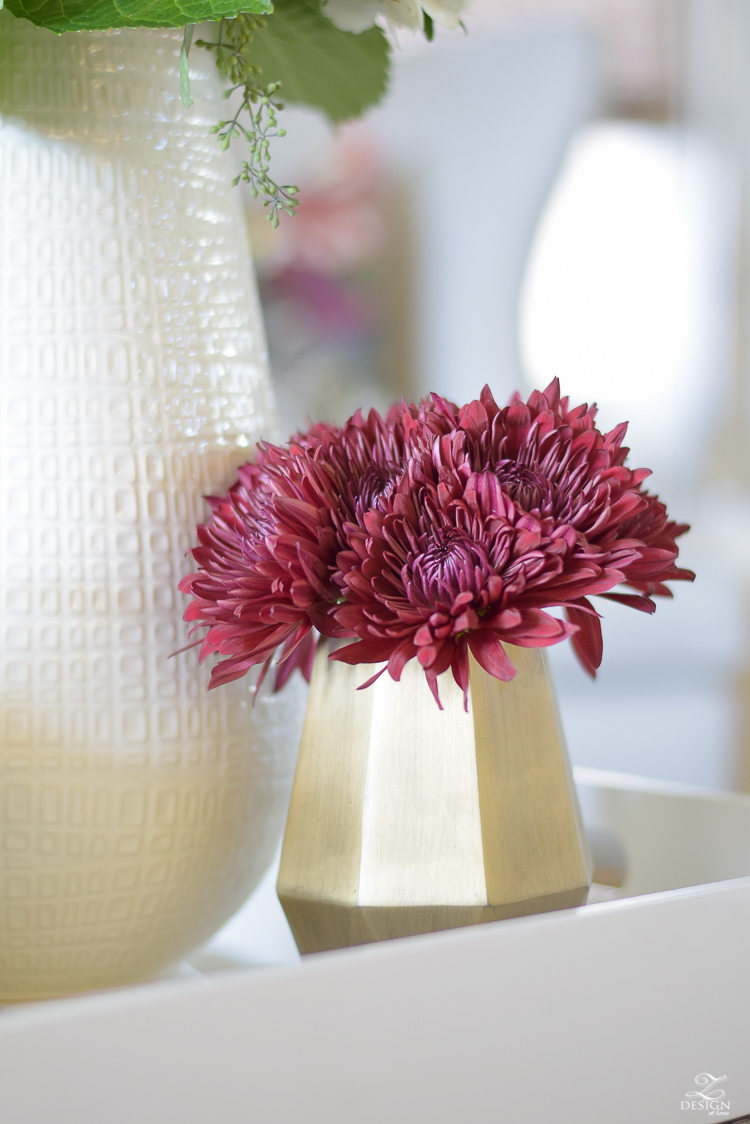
[2,767,749,1124]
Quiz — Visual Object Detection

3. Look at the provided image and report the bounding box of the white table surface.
[1,768,749,1124]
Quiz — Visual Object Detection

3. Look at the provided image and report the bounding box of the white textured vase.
[0,16,306,1000]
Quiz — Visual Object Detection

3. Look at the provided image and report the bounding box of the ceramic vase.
[278,642,591,953]
[0,16,306,1001]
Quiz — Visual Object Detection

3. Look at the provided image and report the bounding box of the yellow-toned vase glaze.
[278,642,591,953]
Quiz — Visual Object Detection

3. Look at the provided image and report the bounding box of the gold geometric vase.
[277,641,592,954]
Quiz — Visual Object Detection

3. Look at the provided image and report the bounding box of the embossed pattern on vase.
[0,18,299,1000]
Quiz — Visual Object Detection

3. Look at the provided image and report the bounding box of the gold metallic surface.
[277,643,592,954]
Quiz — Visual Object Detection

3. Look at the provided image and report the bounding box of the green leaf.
[236,0,390,122]
[4,0,270,34]
[180,23,194,106]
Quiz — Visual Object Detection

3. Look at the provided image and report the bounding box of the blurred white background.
[240,0,750,795]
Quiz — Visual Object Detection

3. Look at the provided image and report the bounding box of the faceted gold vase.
[277,642,592,954]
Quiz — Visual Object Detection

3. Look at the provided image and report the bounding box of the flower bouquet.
[181,379,693,952]
[4,0,469,224]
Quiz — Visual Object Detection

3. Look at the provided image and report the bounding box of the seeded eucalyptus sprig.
[196,16,299,227]
[194,0,392,226]
[218,82,300,228]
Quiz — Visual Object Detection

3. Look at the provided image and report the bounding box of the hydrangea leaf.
[4,0,270,34]
[233,0,390,122]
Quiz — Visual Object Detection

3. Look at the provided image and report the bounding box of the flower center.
[496,462,558,513]
[413,527,489,596]
[357,463,400,511]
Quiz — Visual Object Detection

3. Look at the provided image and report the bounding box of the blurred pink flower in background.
[267,132,388,277]
[251,127,395,430]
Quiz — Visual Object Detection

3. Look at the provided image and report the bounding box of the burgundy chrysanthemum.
[180,379,693,704]
[178,401,444,689]
[330,380,694,705]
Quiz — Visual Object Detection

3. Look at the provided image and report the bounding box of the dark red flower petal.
[565,599,603,678]
[467,631,517,680]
